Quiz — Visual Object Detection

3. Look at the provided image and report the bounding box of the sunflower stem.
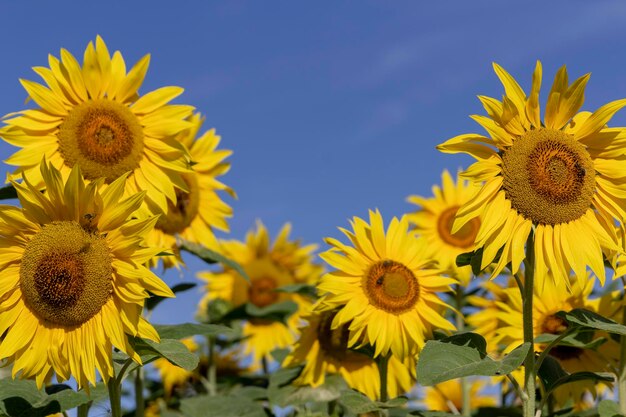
[377,352,390,403]
[207,335,217,396]
[521,231,536,417]
[77,401,91,417]
[107,376,123,417]
[134,367,145,417]
[618,276,626,414]
[455,285,471,417]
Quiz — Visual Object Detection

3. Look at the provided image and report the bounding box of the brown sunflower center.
[540,314,583,361]
[20,221,113,326]
[549,345,584,361]
[502,128,595,225]
[248,276,279,308]
[156,174,199,234]
[318,310,352,361]
[363,260,420,314]
[437,205,480,248]
[58,99,144,183]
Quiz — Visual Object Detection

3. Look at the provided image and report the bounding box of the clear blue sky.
[2,1,626,324]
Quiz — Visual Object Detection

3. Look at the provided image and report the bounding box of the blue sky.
[2,1,626,324]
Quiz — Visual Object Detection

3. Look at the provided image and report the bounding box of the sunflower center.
[58,99,144,183]
[156,174,199,234]
[248,276,279,308]
[20,221,113,326]
[318,310,352,361]
[502,128,595,225]
[437,206,480,248]
[363,260,420,314]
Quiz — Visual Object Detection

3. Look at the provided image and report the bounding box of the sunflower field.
[3,13,626,417]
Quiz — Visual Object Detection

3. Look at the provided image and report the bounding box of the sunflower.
[423,379,496,412]
[0,35,194,217]
[198,222,322,369]
[494,272,617,407]
[0,160,173,388]
[153,338,199,396]
[437,62,626,284]
[284,308,414,400]
[407,170,481,286]
[317,210,455,360]
[148,113,234,269]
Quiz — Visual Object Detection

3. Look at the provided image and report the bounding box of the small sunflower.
[437,62,626,284]
[0,36,194,217]
[407,170,481,286]
[0,161,173,388]
[495,273,617,407]
[198,222,322,368]
[284,308,414,400]
[317,210,455,360]
[423,379,496,412]
[149,113,234,269]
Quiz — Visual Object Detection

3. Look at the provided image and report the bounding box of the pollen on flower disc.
[20,221,113,326]
[58,99,144,183]
[502,128,595,225]
[363,260,420,314]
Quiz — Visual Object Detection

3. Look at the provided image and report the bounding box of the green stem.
[107,376,122,417]
[134,368,145,417]
[207,335,217,396]
[77,401,91,417]
[618,276,626,414]
[521,231,536,417]
[378,353,390,402]
[455,285,471,417]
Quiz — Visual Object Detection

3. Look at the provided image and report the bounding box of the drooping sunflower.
[317,210,455,360]
[148,112,234,269]
[0,36,194,217]
[422,379,496,412]
[406,170,481,286]
[437,62,626,284]
[0,161,173,388]
[495,273,618,407]
[198,222,322,369]
[284,308,414,400]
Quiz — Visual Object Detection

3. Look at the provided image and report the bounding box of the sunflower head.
[407,170,481,286]
[148,112,234,269]
[0,35,195,217]
[317,210,455,360]
[0,160,173,388]
[437,61,626,283]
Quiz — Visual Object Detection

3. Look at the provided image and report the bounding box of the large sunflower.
[0,161,173,388]
[284,308,414,400]
[198,222,322,369]
[407,169,481,286]
[0,36,194,217]
[317,210,455,360]
[437,62,626,284]
[149,112,234,269]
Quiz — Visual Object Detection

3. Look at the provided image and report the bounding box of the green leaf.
[179,395,266,417]
[146,282,197,311]
[269,373,347,407]
[598,399,622,417]
[455,247,503,275]
[538,356,614,395]
[154,322,235,339]
[534,332,606,350]
[0,184,17,201]
[0,379,107,417]
[221,300,298,324]
[416,333,530,386]
[270,347,291,365]
[338,390,381,414]
[559,309,626,336]
[179,239,249,281]
[133,338,199,371]
[275,283,317,298]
